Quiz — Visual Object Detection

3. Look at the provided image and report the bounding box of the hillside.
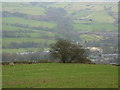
[2,2,118,56]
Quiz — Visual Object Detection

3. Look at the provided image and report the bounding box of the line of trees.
[2,39,91,64]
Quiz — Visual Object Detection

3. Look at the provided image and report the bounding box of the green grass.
[3,17,57,29]
[3,38,54,43]
[2,2,118,54]
[2,63,118,88]
[2,48,51,53]
[2,24,28,31]
[73,11,93,18]
[90,4,105,11]
[2,3,45,15]
[2,48,41,53]
[105,4,118,12]
[48,2,70,8]
[80,34,103,42]
[110,6,118,12]
[2,2,31,7]
[73,23,117,32]
[3,24,55,39]
[2,38,54,47]
[88,11,115,23]
[27,32,55,37]
[2,25,55,37]
[73,11,115,23]
[2,24,55,36]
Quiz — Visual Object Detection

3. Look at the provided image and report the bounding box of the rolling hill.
[2,2,118,55]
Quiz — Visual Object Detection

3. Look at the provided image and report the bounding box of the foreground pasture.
[2,63,118,88]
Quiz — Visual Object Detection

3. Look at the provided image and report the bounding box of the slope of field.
[2,2,45,15]
[80,34,103,42]
[3,17,56,29]
[2,63,118,88]
[73,23,117,31]
[2,2,118,54]
[2,38,54,48]
[3,7,45,15]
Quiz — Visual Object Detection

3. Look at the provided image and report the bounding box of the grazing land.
[2,2,118,55]
[2,63,118,88]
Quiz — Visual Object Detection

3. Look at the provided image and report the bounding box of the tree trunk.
[61,57,66,63]
[63,60,65,63]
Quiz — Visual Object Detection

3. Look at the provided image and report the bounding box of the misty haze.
[2,2,119,88]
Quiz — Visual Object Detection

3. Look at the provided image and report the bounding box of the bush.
[37,60,49,63]
[72,57,91,64]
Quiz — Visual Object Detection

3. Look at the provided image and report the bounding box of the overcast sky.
[1,0,119,2]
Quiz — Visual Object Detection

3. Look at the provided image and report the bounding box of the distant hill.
[2,2,118,54]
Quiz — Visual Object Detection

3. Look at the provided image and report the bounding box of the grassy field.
[2,63,118,88]
[73,23,117,31]
[80,34,103,42]
[3,38,54,45]
[2,3,45,15]
[3,17,56,29]
[2,2,118,54]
